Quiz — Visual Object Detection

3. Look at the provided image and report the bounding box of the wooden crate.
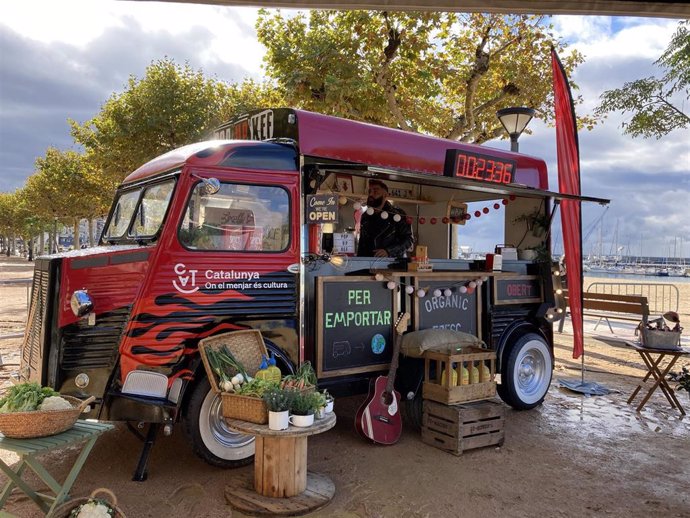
[422,346,496,405]
[422,400,505,456]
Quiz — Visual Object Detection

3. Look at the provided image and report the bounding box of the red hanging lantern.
[430,217,437,225]
[419,217,426,224]
[465,213,471,220]
[442,216,450,224]
[482,207,489,214]
[493,203,500,210]
[474,211,481,218]
[509,195,516,201]
[406,216,413,224]
[502,199,509,205]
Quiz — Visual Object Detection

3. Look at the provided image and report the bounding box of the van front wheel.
[183,377,254,468]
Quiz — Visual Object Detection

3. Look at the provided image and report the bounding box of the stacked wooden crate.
[421,346,505,455]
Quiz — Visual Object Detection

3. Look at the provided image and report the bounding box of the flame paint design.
[119,272,295,382]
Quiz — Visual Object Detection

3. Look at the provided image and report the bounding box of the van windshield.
[103,189,140,240]
[103,178,176,242]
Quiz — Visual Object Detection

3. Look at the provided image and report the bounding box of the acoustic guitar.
[355,312,410,445]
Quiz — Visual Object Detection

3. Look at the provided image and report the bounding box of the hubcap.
[201,391,254,456]
[514,340,550,403]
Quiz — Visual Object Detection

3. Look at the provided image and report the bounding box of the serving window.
[179,182,290,252]
[314,173,547,261]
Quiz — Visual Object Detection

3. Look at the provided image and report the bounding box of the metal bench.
[558,290,649,333]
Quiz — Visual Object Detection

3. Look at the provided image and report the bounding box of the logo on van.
[173,263,199,294]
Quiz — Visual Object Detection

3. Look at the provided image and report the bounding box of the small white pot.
[325,400,334,414]
[289,413,314,427]
[268,410,289,431]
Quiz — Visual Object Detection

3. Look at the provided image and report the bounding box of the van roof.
[216,108,549,190]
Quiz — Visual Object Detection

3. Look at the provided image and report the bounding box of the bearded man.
[356,180,414,258]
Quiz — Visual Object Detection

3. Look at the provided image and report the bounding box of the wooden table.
[626,343,689,415]
[0,420,114,516]
[224,413,336,516]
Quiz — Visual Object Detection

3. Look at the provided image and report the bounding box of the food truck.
[20,108,605,472]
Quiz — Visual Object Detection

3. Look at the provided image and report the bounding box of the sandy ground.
[0,256,689,518]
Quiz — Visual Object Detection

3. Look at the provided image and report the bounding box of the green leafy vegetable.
[0,382,59,413]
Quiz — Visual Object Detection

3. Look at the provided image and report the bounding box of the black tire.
[403,392,423,431]
[498,333,553,410]
[183,377,254,468]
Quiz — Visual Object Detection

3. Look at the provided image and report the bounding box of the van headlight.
[70,290,94,317]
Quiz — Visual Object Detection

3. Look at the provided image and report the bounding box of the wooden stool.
[626,343,689,415]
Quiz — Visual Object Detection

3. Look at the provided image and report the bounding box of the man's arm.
[385,215,414,258]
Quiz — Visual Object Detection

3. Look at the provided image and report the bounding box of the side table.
[0,420,114,517]
[224,413,336,516]
[626,343,689,415]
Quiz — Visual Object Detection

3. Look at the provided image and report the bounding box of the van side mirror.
[200,178,221,196]
[192,174,221,196]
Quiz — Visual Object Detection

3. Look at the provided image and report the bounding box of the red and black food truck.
[20,108,605,475]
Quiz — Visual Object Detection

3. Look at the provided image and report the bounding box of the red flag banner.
[551,48,584,359]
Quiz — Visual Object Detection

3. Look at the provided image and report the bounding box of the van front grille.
[21,259,56,382]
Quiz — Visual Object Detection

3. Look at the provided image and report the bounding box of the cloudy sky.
[1,1,688,259]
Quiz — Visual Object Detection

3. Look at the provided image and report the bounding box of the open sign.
[306,194,338,223]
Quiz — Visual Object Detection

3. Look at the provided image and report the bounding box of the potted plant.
[263,387,293,431]
[514,208,551,238]
[312,391,328,419]
[322,389,334,414]
[288,391,320,427]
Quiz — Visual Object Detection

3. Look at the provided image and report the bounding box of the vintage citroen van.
[20,108,603,476]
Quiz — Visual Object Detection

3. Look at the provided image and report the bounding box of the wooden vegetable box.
[422,400,505,456]
[422,346,496,405]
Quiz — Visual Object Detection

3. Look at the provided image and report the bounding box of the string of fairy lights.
[373,272,490,298]
[332,190,518,225]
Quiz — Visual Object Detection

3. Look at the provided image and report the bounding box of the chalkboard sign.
[415,279,479,335]
[316,277,396,378]
[494,275,542,305]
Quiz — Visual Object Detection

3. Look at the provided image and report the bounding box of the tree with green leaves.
[22,148,98,251]
[0,192,20,256]
[71,59,285,186]
[596,21,689,139]
[257,10,592,143]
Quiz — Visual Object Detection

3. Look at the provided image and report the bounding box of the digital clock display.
[444,149,517,185]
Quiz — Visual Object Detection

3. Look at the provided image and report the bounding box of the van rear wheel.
[498,333,552,410]
[183,377,254,468]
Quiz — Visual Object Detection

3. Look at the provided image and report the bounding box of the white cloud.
[0,0,266,76]
[555,15,677,60]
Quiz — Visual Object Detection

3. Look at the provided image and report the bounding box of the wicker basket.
[199,329,268,393]
[221,393,268,424]
[52,487,126,518]
[0,395,94,439]
[199,330,270,423]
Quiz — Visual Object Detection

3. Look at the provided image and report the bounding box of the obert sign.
[306,194,338,223]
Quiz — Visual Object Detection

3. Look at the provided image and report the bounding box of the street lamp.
[497,107,535,152]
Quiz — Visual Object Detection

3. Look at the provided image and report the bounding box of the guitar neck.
[384,313,408,394]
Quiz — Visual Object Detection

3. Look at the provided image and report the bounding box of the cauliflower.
[72,500,113,518]
[39,396,73,411]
